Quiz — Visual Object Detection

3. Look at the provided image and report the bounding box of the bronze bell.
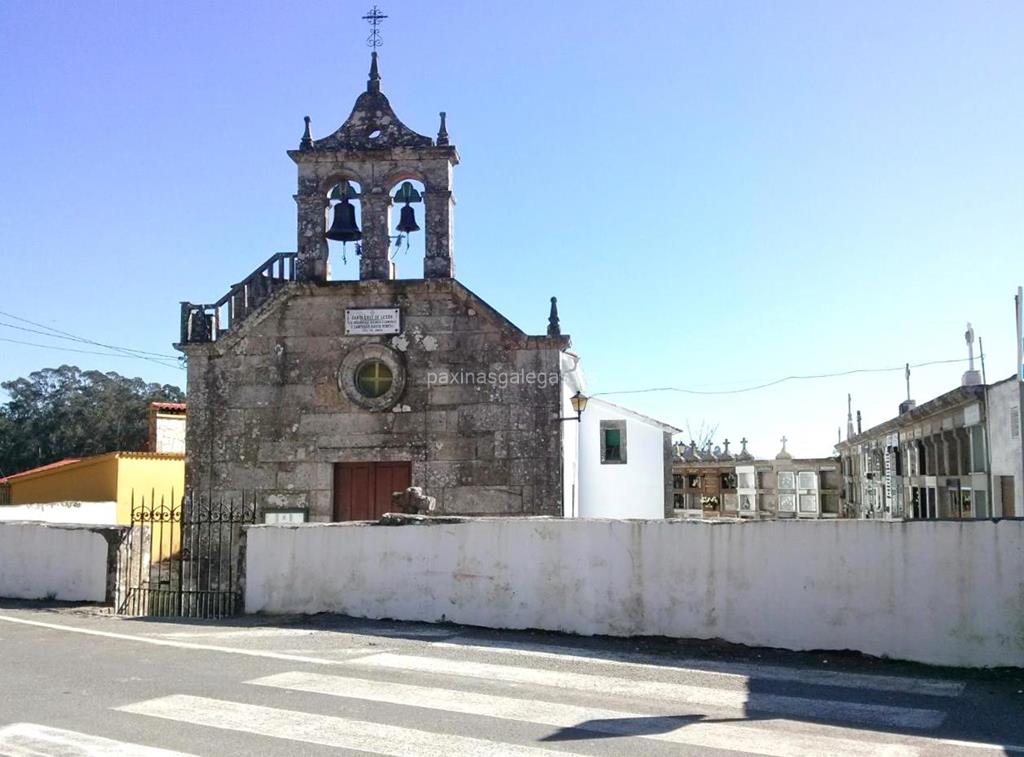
[326,199,361,242]
[396,204,420,233]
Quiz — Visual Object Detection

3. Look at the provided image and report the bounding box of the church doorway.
[333,462,412,521]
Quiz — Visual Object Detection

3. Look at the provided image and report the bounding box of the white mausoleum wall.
[0,523,119,602]
[245,518,1024,668]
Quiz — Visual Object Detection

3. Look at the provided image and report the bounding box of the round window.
[354,360,393,398]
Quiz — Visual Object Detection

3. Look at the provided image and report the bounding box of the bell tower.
[288,49,459,282]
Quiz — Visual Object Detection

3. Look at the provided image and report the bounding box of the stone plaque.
[263,508,308,524]
[345,308,401,335]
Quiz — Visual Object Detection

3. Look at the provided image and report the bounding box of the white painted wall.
[578,399,668,519]
[560,352,583,518]
[246,518,1024,668]
[0,501,118,525]
[987,378,1024,516]
[0,523,113,601]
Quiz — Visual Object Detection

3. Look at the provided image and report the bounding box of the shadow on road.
[539,714,747,741]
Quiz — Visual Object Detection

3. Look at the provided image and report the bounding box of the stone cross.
[780,436,788,453]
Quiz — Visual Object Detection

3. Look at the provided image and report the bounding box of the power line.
[0,320,181,360]
[592,357,970,397]
[0,336,183,369]
[0,309,179,359]
[0,309,181,369]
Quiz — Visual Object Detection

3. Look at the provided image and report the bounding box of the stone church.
[177,53,571,521]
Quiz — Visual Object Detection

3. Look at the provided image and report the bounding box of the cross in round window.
[355,360,393,398]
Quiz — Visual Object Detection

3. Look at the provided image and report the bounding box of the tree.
[685,420,719,451]
[0,365,185,477]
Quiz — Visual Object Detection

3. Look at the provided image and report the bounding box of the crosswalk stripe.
[117,694,572,757]
[344,653,947,730]
[250,670,922,757]
[0,723,197,757]
[437,637,966,697]
[0,614,342,665]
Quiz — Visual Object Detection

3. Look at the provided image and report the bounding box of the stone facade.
[181,280,567,520]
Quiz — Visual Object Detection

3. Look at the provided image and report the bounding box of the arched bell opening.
[324,179,363,279]
[386,178,426,278]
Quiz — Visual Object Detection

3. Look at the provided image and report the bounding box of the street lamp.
[559,391,589,422]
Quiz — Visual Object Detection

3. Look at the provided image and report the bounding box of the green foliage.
[0,365,185,478]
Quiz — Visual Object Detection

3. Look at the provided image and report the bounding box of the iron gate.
[117,491,257,619]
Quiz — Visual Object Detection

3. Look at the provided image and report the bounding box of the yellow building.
[0,452,185,559]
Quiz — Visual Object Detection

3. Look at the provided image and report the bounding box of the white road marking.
[251,670,923,757]
[153,628,320,639]
[437,637,967,697]
[117,694,572,757]
[937,737,1024,754]
[0,614,353,665]
[0,723,197,757]
[344,653,947,730]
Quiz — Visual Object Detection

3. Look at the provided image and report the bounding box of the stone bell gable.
[290,52,458,283]
[181,278,569,520]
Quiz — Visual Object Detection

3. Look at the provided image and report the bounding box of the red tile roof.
[150,402,187,412]
[0,451,184,484]
[0,458,82,483]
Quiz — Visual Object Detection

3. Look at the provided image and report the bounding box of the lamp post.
[558,392,589,422]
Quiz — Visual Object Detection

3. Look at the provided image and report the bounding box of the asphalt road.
[0,602,1021,756]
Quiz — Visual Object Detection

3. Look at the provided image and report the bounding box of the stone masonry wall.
[183,279,565,519]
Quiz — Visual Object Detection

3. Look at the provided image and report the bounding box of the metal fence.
[117,490,257,619]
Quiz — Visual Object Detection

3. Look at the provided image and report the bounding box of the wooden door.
[1001,476,1015,516]
[333,462,411,521]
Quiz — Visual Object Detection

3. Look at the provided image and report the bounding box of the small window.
[970,426,986,473]
[355,359,393,398]
[605,429,621,460]
[600,420,627,464]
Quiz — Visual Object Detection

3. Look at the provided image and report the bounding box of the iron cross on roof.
[362,5,388,48]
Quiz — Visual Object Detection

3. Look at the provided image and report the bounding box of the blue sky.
[1,0,1021,457]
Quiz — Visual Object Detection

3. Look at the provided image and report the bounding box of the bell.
[325,200,361,242]
[396,203,420,234]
